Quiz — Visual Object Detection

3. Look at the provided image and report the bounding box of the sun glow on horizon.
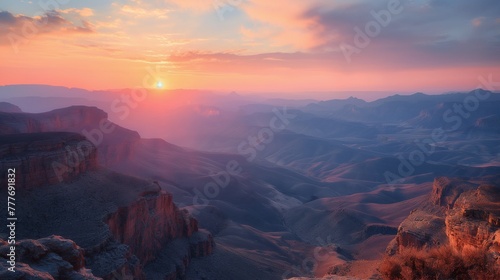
[0,1,498,96]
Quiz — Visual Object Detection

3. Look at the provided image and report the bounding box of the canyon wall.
[387,177,500,263]
[0,128,213,279]
[445,183,500,260]
[0,132,98,189]
[107,187,214,266]
[0,106,140,166]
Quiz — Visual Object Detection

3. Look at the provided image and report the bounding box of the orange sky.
[1,0,499,98]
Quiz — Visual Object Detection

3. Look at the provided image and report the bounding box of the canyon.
[1,87,499,279]
[0,130,213,279]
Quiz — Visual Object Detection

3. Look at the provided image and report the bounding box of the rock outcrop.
[0,132,97,189]
[0,132,214,279]
[446,183,500,260]
[107,188,215,279]
[386,207,448,254]
[0,106,140,166]
[0,235,100,279]
[387,176,500,263]
[0,106,108,133]
[431,177,477,208]
[107,188,213,264]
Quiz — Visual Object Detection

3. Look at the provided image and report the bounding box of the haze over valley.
[1,0,499,279]
[1,85,500,279]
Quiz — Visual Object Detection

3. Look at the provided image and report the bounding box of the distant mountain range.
[0,85,499,279]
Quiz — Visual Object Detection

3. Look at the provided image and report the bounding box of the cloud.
[164,50,336,75]
[59,8,94,17]
[130,0,500,73]
[0,10,17,24]
[297,0,500,66]
[164,0,215,12]
[208,0,500,67]
[119,5,171,18]
[162,0,329,49]
[1,0,498,90]
[237,0,328,49]
[0,10,94,46]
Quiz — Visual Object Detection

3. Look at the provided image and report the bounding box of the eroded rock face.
[431,177,476,208]
[386,207,448,255]
[0,106,107,134]
[0,106,140,166]
[0,236,100,280]
[0,132,97,189]
[0,130,214,279]
[445,184,500,259]
[107,189,199,264]
[107,188,215,279]
[387,177,500,262]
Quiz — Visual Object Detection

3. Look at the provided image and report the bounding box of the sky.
[0,0,499,98]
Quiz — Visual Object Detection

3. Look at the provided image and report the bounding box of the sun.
[156,81,164,89]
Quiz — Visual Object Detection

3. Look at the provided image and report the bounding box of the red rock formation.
[106,186,215,279]
[0,106,107,134]
[0,132,98,189]
[0,106,140,166]
[445,184,500,262]
[0,110,215,279]
[387,177,500,264]
[107,189,199,263]
[431,177,476,208]
[387,208,448,255]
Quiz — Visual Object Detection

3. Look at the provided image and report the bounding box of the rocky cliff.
[107,190,196,263]
[107,188,214,271]
[0,106,140,166]
[445,183,500,260]
[0,235,100,279]
[0,132,98,189]
[0,132,214,279]
[387,176,500,263]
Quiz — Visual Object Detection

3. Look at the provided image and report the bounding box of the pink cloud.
[0,11,94,46]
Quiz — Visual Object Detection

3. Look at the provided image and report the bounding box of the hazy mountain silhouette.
[1,86,499,279]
